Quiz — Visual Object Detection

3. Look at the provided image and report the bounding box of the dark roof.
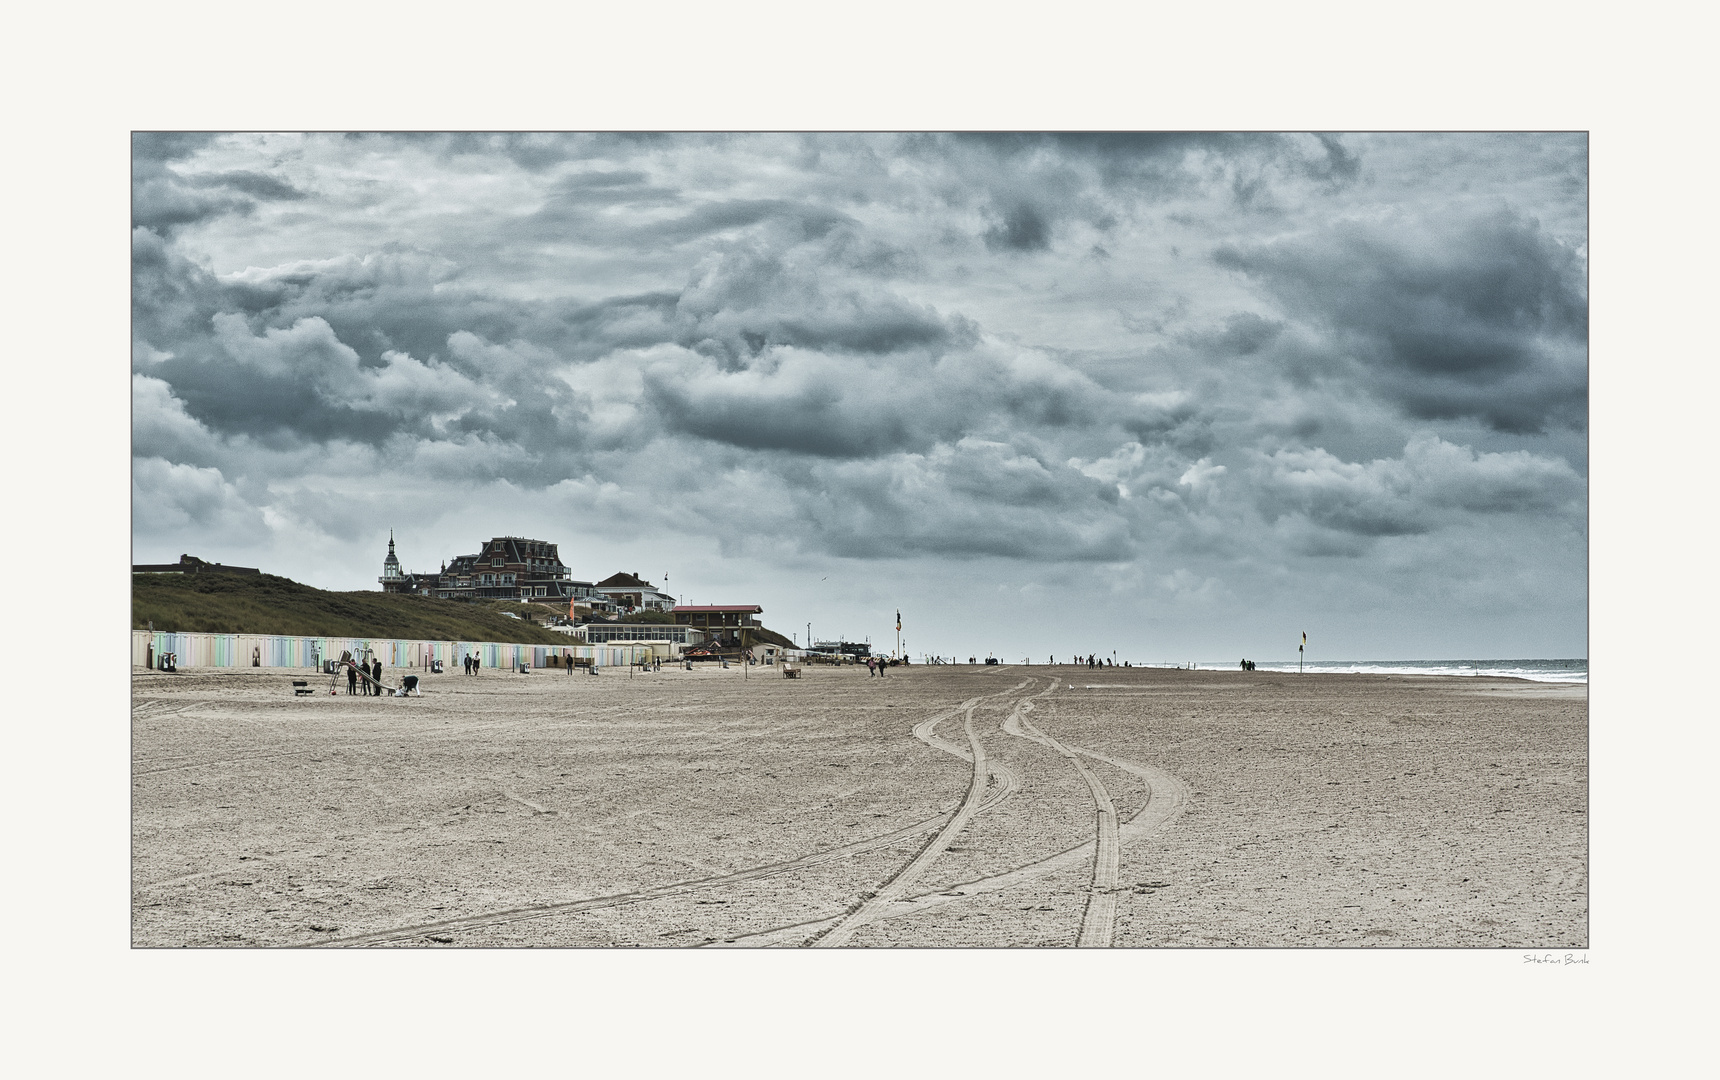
[471,537,566,565]
[597,572,654,588]
[672,605,762,613]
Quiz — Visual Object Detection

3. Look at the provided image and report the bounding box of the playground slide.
[326,658,418,697]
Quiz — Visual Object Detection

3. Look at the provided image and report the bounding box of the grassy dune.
[132,572,573,644]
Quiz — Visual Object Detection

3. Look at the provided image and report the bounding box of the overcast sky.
[132,132,1586,660]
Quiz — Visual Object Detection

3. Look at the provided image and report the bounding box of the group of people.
[463,652,482,675]
[345,657,384,695]
[1239,659,1257,671]
[949,654,1135,668]
[866,656,890,676]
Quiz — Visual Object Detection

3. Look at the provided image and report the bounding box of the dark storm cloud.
[983,202,1051,252]
[667,243,972,364]
[1188,312,1285,357]
[427,131,672,170]
[132,227,224,354]
[650,199,853,246]
[948,131,1235,185]
[1248,435,1585,542]
[1213,207,1587,432]
[644,366,920,458]
[786,442,1135,561]
[636,330,1120,461]
[541,169,680,207]
[132,134,309,233]
[913,132,1372,258]
[533,190,854,250]
[1310,133,1361,186]
[133,132,219,162]
[132,177,251,233]
[187,170,308,201]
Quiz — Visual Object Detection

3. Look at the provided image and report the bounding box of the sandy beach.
[131,663,1587,948]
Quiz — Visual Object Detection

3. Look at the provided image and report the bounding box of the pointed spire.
[382,529,402,580]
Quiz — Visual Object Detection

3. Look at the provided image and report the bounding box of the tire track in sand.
[314,810,955,947]
[713,717,1189,947]
[912,694,1023,815]
[315,690,1017,947]
[804,680,1034,947]
[1003,692,1119,947]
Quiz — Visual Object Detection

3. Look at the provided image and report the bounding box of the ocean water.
[1246,658,1587,684]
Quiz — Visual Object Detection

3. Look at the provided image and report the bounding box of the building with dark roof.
[671,604,765,646]
[134,554,259,575]
[594,572,677,613]
[381,534,602,607]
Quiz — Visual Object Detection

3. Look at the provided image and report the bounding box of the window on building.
[492,558,504,567]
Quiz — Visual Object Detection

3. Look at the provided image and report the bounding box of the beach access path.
[131,663,1586,947]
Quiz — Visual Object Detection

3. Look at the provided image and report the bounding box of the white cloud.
[132,456,269,545]
[132,374,216,462]
[1178,457,1226,492]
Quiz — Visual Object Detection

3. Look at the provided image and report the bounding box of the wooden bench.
[292,680,312,696]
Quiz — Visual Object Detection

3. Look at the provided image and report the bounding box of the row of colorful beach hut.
[131,630,659,672]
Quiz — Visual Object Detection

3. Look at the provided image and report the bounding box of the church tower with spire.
[380,530,404,588]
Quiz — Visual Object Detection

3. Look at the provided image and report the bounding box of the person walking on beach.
[346,661,358,695]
